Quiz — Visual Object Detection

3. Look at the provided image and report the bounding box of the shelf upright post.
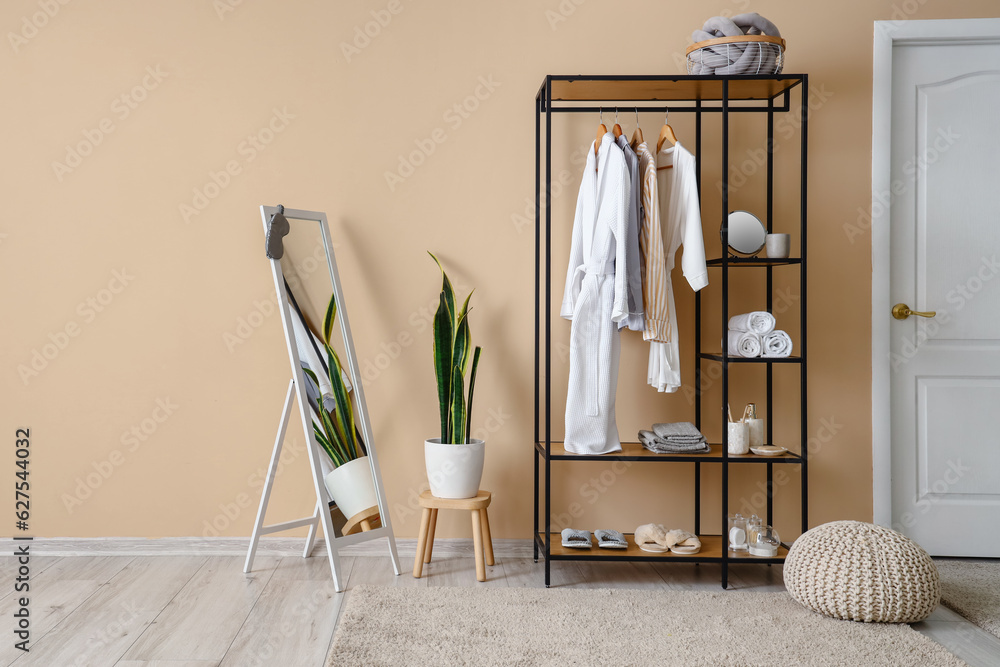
[721,79,730,590]
[694,98,703,537]
[766,96,775,528]
[799,76,809,536]
[533,88,541,563]
[544,76,553,588]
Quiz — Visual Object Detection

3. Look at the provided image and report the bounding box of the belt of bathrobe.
[577,262,615,277]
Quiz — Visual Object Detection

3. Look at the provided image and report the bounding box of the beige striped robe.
[646,141,708,393]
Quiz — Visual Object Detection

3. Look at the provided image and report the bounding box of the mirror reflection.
[279,220,380,536]
[725,210,767,256]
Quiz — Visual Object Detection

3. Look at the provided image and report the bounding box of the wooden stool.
[342,506,381,536]
[413,490,494,582]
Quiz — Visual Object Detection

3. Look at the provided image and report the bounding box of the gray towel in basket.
[689,13,782,76]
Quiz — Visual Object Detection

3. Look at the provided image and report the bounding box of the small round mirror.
[723,210,767,256]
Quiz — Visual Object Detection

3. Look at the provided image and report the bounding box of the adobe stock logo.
[51,66,169,182]
[8,0,74,54]
[179,107,295,224]
[62,397,180,514]
[384,75,501,192]
[17,269,135,386]
[340,0,405,63]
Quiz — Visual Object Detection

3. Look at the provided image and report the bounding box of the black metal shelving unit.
[533,74,808,589]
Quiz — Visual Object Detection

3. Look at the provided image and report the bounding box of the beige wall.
[4,0,996,541]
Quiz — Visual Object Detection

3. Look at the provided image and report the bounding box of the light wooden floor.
[2,551,998,666]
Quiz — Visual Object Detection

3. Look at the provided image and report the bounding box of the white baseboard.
[6,537,536,559]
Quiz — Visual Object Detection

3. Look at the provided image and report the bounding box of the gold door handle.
[892,303,936,320]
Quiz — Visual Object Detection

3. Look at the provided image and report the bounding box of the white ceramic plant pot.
[323,456,378,520]
[424,438,485,499]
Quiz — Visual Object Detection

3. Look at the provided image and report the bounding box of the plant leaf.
[433,292,454,442]
[465,346,482,443]
[313,423,344,467]
[457,290,474,322]
[303,367,323,393]
[326,344,359,460]
[451,365,466,445]
[319,402,350,464]
[428,252,456,328]
[454,312,471,377]
[323,292,337,345]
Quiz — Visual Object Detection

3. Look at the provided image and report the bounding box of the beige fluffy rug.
[937,560,1000,639]
[327,586,964,666]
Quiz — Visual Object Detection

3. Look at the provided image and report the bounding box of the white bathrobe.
[648,142,708,393]
[561,133,631,455]
[290,306,352,408]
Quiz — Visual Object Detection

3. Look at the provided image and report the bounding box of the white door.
[885,28,1000,556]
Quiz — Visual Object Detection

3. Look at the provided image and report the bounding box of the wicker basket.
[686,35,785,76]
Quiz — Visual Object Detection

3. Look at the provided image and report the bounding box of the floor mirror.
[244,205,400,591]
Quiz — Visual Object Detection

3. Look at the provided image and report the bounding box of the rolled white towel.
[762,330,793,357]
[728,311,776,335]
[727,330,762,357]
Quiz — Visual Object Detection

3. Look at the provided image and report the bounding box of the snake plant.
[430,252,483,444]
[305,292,363,468]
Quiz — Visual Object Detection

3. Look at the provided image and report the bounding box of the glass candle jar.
[749,524,781,557]
[728,514,749,551]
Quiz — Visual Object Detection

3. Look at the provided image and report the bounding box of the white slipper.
[634,523,669,548]
[666,530,702,554]
[670,542,701,555]
[560,528,592,549]
[594,529,627,549]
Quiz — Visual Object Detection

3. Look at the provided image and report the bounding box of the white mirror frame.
[244,206,400,592]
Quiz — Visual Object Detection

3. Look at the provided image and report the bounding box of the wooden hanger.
[657,108,678,168]
[612,108,624,139]
[595,107,607,156]
[630,107,644,149]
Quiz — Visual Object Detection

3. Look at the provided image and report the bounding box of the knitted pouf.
[783,521,940,623]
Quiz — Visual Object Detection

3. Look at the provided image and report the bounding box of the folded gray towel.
[640,432,706,448]
[662,443,710,454]
[639,430,711,454]
[644,441,711,454]
[652,422,704,439]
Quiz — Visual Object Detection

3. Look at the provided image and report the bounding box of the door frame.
[871,18,1000,527]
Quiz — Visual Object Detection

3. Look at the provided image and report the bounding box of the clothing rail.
[533,73,808,590]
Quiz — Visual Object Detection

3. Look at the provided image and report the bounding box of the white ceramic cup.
[765,233,790,258]
[728,421,750,455]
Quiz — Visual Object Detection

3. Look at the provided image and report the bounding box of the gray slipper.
[561,528,592,549]
[595,529,627,549]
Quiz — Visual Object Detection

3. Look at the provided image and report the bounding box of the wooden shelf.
[545,533,788,562]
[537,441,802,463]
[546,75,803,102]
[706,257,801,267]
